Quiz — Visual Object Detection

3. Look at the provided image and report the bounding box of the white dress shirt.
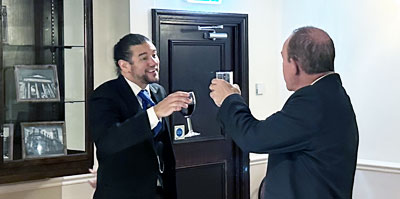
[124,77,161,130]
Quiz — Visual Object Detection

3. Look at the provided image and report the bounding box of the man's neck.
[122,74,147,89]
[123,76,149,96]
[310,71,335,85]
[294,71,334,91]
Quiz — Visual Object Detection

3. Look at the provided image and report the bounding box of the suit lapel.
[116,77,161,154]
[116,77,164,114]
[149,84,171,135]
[149,84,162,104]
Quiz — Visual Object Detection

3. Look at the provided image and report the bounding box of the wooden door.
[152,9,249,199]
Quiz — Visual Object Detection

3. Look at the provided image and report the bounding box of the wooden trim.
[85,0,94,169]
[250,158,268,166]
[248,157,400,174]
[357,159,400,174]
[0,173,95,194]
[0,0,4,163]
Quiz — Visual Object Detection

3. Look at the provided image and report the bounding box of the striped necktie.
[137,89,162,137]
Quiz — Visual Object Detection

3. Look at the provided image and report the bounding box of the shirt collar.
[310,71,335,85]
[123,77,150,97]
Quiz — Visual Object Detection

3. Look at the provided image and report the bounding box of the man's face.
[122,41,160,88]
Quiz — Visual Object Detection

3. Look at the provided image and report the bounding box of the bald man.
[209,26,359,199]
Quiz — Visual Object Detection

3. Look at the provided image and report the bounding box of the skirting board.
[357,159,400,174]
[1,159,399,194]
[249,157,400,174]
[0,173,95,195]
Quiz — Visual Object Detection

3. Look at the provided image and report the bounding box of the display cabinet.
[0,0,93,184]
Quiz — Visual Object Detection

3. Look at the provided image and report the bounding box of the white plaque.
[174,125,185,140]
[216,71,233,84]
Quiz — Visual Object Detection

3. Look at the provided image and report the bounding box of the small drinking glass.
[180,91,200,137]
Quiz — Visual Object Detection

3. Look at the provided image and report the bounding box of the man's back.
[210,26,357,199]
[262,74,358,199]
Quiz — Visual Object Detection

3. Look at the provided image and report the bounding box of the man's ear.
[289,58,301,75]
[118,60,129,73]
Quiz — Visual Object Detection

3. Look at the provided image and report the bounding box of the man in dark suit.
[209,26,359,199]
[89,34,190,199]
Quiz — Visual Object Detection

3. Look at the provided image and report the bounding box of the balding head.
[287,26,335,74]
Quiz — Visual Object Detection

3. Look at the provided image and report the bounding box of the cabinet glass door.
[1,0,87,162]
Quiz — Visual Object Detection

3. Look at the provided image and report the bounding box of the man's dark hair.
[113,34,151,75]
[287,26,335,74]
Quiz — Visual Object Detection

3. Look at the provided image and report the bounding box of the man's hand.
[154,91,191,118]
[209,78,241,107]
[88,168,97,189]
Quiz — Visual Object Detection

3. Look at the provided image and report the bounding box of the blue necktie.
[137,90,162,137]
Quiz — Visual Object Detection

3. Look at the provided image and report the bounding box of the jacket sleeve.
[89,88,153,157]
[217,93,319,154]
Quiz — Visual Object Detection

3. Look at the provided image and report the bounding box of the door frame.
[152,9,249,199]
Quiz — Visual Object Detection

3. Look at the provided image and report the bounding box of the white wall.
[280,0,400,166]
[94,0,131,87]
[278,0,400,197]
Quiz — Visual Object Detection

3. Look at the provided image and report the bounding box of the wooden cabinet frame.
[0,0,93,184]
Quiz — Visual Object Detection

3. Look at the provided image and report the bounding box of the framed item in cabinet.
[2,123,14,161]
[21,121,66,159]
[14,65,60,102]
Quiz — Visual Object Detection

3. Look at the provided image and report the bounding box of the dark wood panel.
[169,40,226,141]
[176,162,226,199]
[0,159,91,184]
[174,139,231,168]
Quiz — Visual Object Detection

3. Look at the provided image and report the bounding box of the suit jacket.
[89,75,177,199]
[217,74,359,199]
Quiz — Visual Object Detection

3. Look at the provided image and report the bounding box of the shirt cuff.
[147,107,161,130]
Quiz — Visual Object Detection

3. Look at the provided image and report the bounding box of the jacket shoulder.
[91,78,121,97]
[149,83,167,97]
